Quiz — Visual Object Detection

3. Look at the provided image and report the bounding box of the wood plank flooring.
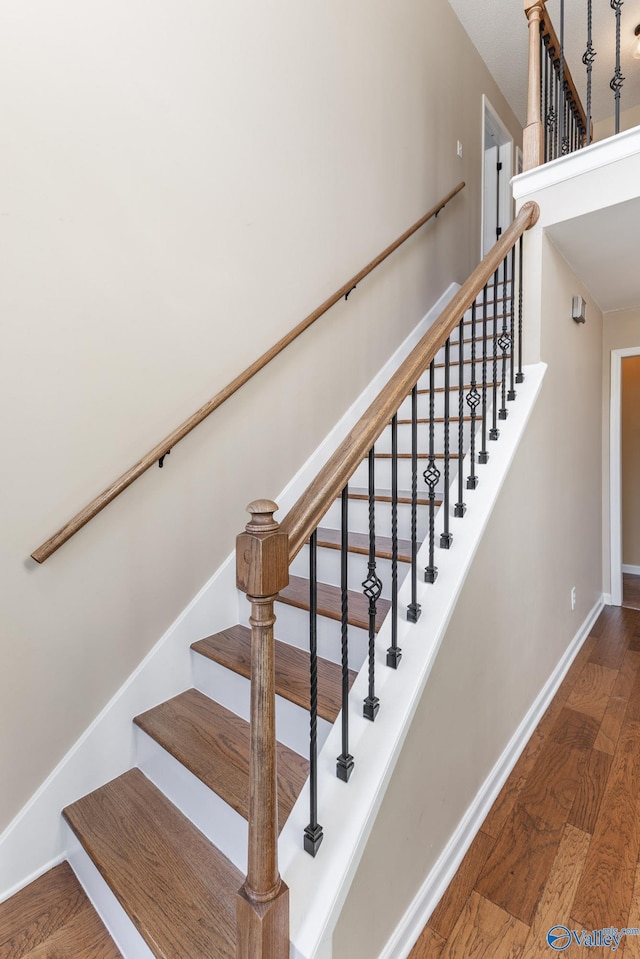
[0,862,122,959]
[410,605,640,958]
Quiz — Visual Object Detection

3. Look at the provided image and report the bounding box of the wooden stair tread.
[316,526,412,563]
[347,486,442,506]
[192,625,356,724]
[278,575,391,632]
[0,862,122,959]
[134,689,308,826]
[64,770,242,959]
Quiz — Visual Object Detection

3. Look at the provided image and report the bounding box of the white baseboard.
[0,282,460,904]
[622,565,640,576]
[603,592,613,606]
[378,595,605,959]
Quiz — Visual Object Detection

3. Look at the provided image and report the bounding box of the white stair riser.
[191,652,332,758]
[320,496,433,541]
[65,823,156,959]
[135,726,249,874]
[291,545,409,601]
[272,600,369,671]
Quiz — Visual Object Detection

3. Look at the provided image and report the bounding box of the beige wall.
[0,2,521,831]
[594,104,640,143]
[334,236,603,957]
[622,357,640,567]
[602,309,640,591]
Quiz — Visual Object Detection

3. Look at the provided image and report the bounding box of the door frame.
[609,347,640,606]
[481,96,514,259]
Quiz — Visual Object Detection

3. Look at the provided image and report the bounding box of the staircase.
[0,291,515,959]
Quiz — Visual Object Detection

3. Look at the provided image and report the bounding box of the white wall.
[333,234,604,958]
[0,1,521,832]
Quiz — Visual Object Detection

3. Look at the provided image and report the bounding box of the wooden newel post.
[523,0,545,171]
[236,500,290,959]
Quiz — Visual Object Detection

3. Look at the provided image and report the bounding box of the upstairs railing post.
[523,0,545,171]
[236,499,290,959]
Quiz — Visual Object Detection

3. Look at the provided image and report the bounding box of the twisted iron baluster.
[387,415,402,668]
[508,245,516,402]
[424,361,439,584]
[454,319,466,517]
[466,303,480,490]
[304,530,323,855]
[516,238,524,384]
[559,0,568,155]
[336,486,354,782]
[363,447,381,721]
[407,386,421,622]
[499,256,510,420]
[490,269,500,441]
[583,0,596,147]
[479,284,489,464]
[610,0,624,135]
[440,340,453,548]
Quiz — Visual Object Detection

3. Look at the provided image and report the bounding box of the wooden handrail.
[280,200,540,562]
[31,181,465,564]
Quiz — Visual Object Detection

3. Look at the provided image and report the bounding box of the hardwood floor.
[0,862,121,958]
[409,605,640,959]
[623,573,640,611]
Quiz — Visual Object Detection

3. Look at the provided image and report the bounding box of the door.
[482,96,514,258]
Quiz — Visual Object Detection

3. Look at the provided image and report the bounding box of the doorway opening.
[609,348,640,607]
[481,96,514,259]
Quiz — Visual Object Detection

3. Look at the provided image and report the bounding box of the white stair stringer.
[280,363,546,959]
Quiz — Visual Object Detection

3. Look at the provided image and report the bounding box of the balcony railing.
[523,0,636,171]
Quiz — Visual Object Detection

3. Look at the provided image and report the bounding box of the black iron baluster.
[336,486,354,782]
[304,530,323,856]
[543,37,552,163]
[387,415,402,668]
[559,0,566,154]
[440,340,453,549]
[583,0,596,147]
[553,50,560,160]
[407,386,421,623]
[466,303,480,490]
[490,269,500,441]
[610,0,624,136]
[499,256,510,420]
[454,318,466,517]
[516,237,524,385]
[508,244,516,402]
[424,361,439,584]
[362,447,381,721]
[479,284,490,464]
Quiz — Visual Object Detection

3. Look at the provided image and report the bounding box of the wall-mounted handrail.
[280,200,540,561]
[31,181,465,564]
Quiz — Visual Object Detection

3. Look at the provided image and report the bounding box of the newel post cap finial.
[237,500,289,598]
[245,499,280,534]
[524,0,544,15]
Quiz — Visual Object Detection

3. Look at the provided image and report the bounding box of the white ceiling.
[447,0,640,127]
[547,197,640,312]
